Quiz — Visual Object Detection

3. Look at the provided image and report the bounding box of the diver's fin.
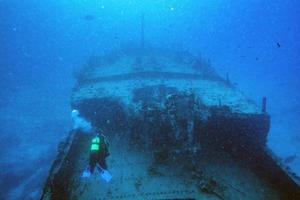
[96,164,112,182]
[81,168,91,178]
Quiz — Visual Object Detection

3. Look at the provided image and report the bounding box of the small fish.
[277,42,281,48]
[284,155,296,164]
[83,14,96,21]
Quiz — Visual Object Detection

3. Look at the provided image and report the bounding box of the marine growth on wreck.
[40,47,300,200]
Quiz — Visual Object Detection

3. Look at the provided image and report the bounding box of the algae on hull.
[72,48,259,115]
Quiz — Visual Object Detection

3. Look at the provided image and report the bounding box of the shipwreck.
[39,43,300,200]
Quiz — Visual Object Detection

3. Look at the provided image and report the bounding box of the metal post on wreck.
[140,13,145,49]
[226,73,231,85]
[262,97,267,113]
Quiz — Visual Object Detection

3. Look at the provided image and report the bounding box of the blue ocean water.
[0,0,299,199]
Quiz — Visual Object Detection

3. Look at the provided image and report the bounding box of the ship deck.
[43,132,280,200]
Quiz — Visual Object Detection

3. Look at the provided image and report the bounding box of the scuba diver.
[82,131,111,181]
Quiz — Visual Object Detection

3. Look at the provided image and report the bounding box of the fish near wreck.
[82,14,96,21]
